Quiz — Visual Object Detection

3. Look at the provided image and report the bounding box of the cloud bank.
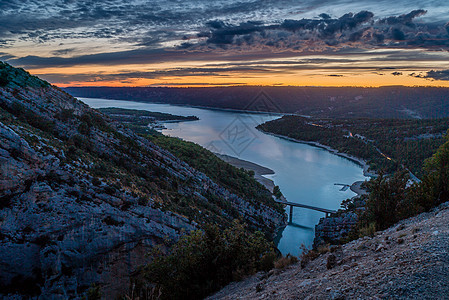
[1,0,449,85]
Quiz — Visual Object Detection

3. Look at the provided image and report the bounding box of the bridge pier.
[289,205,293,222]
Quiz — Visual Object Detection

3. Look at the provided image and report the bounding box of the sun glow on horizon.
[45,71,449,88]
[28,52,449,88]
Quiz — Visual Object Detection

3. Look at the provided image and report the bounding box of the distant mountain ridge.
[0,62,285,298]
[65,86,449,119]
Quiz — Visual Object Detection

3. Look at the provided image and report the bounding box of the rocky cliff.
[313,211,359,248]
[0,62,286,298]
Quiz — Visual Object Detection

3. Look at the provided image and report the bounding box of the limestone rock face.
[0,122,195,298]
[313,212,358,248]
[0,63,286,298]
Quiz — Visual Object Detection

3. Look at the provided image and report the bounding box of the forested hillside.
[258,116,449,177]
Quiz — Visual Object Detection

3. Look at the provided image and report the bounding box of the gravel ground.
[209,202,449,299]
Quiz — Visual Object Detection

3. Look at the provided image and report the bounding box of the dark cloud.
[378,9,427,27]
[425,70,449,80]
[373,33,385,43]
[349,29,368,42]
[392,28,406,40]
[412,69,449,80]
[187,9,448,54]
[277,10,374,37]
[392,72,403,76]
[0,52,16,61]
[319,13,332,20]
[206,21,265,45]
[8,48,305,67]
[206,20,226,30]
[51,48,76,56]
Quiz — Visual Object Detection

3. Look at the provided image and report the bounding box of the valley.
[3,0,449,298]
[1,62,449,299]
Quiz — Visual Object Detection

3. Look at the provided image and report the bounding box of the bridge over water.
[275,199,336,222]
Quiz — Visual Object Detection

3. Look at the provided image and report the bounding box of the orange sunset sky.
[1,1,449,88]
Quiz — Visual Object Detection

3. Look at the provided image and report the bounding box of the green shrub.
[274,254,298,269]
[273,185,283,199]
[141,221,276,299]
[362,170,409,231]
[418,135,449,209]
[352,133,449,239]
[56,109,75,121]
[7,102,55,133]
[82,284,101,300]
[148,135,283,214]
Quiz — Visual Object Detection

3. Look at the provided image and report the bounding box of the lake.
[80,97,368,256]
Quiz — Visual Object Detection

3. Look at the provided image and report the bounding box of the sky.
[1,0,449,87]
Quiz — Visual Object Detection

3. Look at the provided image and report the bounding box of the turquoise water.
[80,97,367,256]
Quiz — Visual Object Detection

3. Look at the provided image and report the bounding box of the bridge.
[274,199,337,222]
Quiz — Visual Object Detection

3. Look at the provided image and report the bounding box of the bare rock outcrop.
[313,212,358,248]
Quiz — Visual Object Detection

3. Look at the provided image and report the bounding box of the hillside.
[65,86,449,119]
[258,115,449,177]
[0,62,285,298]
[210,201,449,299]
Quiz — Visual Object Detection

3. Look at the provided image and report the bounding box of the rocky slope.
[313,211,359,249]
[209,201,449,299]
[313,196,367,248]
[0,62,286,298]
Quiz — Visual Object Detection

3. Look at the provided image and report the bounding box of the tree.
[142,221,276,299]
[419,133,449,210]
[273,185,283,199]
[363,170,409,231]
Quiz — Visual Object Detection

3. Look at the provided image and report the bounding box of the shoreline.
[258,130,374,198]
[215,154,276,192]
[259,129,377,178]
[79,96,287,117]
[350,181,368,198]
